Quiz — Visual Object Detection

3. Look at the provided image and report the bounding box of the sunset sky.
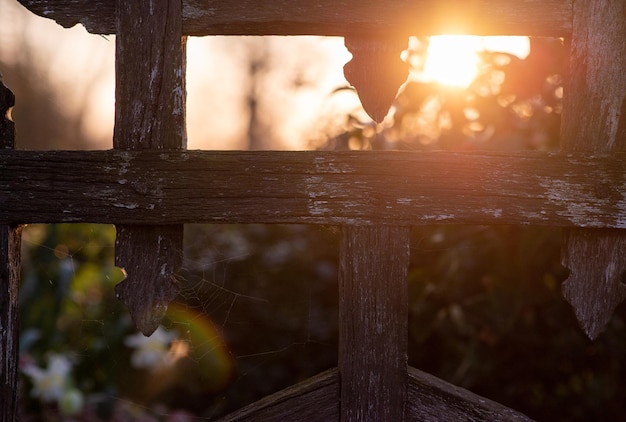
[0,0,529,151]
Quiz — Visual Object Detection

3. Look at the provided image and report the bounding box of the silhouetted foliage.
[321,37,564,152]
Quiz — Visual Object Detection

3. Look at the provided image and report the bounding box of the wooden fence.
[2,0,626,420]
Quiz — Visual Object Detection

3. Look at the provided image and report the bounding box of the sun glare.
[420,35,530,88]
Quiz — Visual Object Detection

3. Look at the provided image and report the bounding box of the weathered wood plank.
[405,366,533,421]
[218,365,534,421]
[561,229,626,339]
[1,149,625,226]
[339,226,410,421]
[113,0,187,150]
[113,0,187,336]
[1,150,626,227]
[114,225,183,335]
[17,0,572,36]
[218,368,339,421]
[0,225,22,422]
[559,0,626,340]
[0,77,20,422]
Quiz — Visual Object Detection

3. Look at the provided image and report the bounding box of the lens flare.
[166,303,234,392]
[420,35,530,88]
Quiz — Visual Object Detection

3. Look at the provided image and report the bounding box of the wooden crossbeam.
[1,150,625,228]
[18,0,572,37]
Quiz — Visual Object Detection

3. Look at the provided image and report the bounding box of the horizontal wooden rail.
[18,0,572,37]
[1,150,624,227]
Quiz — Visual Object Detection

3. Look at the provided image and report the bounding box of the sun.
[419,35,530,88]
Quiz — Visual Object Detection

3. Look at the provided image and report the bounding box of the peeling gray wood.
[344,36,408,122]
[16,0,572,36]
[1,150,626,227]
[560,0,626,340]
[113,0,186,336]
[339,226,409,421]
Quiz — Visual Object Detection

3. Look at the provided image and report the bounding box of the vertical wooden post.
[1,76,21,421]
[339,225,410,421]
[560,0,626,339]
[0,226,21,422]
[113,0,187,335]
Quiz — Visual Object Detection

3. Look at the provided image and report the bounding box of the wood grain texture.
[113,0,186,336]
[339,226,410,421]
[114,225,183,335]
[17,0,572,36]
[218,368,339,421]
[1,150,626,227]
[560,0,626,340]
[217,365,533,421]
[560,1,626,153]
[0,77,19,422]
[0,227,22,421]
[405,366,533,421]
[561,229,626,339]
[114,0,187,150]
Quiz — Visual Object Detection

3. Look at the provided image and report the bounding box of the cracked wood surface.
[1,150,626,228]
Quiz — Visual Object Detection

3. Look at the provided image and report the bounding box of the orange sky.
[0,0,528,151]
[0,0,353,150]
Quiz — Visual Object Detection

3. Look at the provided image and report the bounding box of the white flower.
[59,388,84,415]
[125,326,178,370]
[21,354,72,402]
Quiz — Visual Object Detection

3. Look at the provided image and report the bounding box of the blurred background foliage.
[8,35,626,421]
